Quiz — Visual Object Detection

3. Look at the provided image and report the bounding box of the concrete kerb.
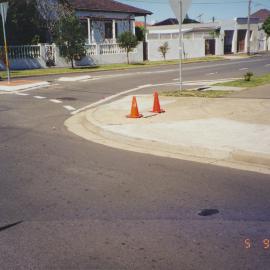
[65,105,270,175]
[0,81,50,92]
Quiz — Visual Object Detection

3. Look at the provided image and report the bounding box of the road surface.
[1,55,270,269]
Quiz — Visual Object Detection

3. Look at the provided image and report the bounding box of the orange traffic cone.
[127,96,143,118]
[151,91,165,113]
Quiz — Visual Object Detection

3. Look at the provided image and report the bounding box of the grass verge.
[0,56,224,79]
[161,90,233,98]
[215,73,270,88]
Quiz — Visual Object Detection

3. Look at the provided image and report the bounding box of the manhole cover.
[57,97,77,101]
[198,209,219,217]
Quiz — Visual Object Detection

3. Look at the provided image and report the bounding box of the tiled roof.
[153,17,200,26]
[135,21,145,27]
[69,0,152,16]
[251,9,270,22]
[154,18,179,26]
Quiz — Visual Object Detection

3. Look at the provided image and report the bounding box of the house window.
[194,32,203,39]
[105,22,113,39]
[183,33,192,39]
[160,33,172,39]
[147,33,159,40]
[80,19,88,41]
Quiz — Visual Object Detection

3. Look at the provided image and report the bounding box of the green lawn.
[0,56,224,79]
[215,73,270,88]
[161,90,233,98]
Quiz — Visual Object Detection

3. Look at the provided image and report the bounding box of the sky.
[118,0,270,24]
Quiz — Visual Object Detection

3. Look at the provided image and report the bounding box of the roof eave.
[75,7,152,16]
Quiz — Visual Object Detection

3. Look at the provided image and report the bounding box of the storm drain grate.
[198,209,219,217]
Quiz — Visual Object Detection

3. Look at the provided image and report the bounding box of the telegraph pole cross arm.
[169,0,192,91]
[0,2,10,83]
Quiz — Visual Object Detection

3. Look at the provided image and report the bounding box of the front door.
[224,30,234,54]
[237,30,247,52]
[205,39,216,55]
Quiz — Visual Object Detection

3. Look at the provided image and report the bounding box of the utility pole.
[179,0,183,91]
[247,0,252,55]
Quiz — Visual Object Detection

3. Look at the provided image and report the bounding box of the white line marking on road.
[264,64,270,67]
[239,68,248,71]
[72,84,153,115]
[207,72,218,75]
[15,92,29,96]
[50,99,62,104]
[34,96,46,99]
[64,105,76,111]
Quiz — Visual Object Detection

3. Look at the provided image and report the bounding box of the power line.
[253,1,270,9]
[121,0,270,10]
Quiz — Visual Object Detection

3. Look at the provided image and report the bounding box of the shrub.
[244,72,254,81]
[158,42,170,60]
[117,32,139,64]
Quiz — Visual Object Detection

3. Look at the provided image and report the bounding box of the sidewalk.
[66,93,270,174]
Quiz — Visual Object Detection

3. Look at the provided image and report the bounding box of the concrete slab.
[66,94,270,174]
[105,118,270,155]
[0,80,50,92]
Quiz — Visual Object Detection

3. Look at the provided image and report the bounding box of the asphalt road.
[1,55,270,270]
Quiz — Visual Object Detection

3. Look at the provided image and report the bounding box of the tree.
[36,0,72,43]
[54,13,86,68]
[135,26,145,42]
[0,0,46,45]
[158,42,169,60]
[262,16,270,51]
[117,32,139,64]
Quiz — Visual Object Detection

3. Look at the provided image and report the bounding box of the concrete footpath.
[66,92,270,174]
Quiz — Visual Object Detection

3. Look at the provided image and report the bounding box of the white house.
[147,22,223,61]
[1,0,152,70]
[69,0,152,44]
[69,0,152,66]
[146,17,269,61]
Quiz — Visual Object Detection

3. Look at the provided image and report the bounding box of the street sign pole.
[169,0,192,91]
[179,0,183,91]
[0,3,10,83]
